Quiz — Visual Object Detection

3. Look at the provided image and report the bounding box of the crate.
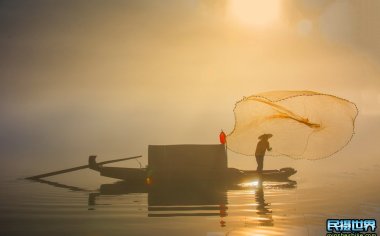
[148,144,227,182]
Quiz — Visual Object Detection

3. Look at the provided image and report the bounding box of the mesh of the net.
[226,91,358,160]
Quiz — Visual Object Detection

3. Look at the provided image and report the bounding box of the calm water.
[0,164,379,236]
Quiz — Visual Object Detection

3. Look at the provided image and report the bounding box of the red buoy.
[219,130,226,144]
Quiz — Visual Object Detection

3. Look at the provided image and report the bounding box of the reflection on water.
[24,176,297,230]
[0,167,379,236]
[254,183,273,227]
[89,181,230,218]
[80,178,296,232]
[30,178,88,192]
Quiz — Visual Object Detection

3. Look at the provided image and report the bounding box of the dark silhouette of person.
[255,134,273,172]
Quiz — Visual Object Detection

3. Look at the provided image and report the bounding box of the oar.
[25,155,142,180]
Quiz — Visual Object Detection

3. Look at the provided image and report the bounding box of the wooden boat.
[88,144,297,185]
[26,144,296,185]
[89,155,297,185]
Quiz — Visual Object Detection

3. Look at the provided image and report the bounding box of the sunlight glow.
[239,181,259,188]
[228,0,281,28]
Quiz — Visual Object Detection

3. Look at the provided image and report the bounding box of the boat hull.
[95,166,297,185]
[89,155,297,184]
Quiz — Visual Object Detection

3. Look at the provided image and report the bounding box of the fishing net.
[227,91,358,160]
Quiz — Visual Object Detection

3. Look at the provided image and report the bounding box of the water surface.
[1,163,379,236]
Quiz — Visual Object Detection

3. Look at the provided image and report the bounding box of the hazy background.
[1,0,380,180]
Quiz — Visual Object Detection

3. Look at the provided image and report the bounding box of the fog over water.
[0,0,379,184]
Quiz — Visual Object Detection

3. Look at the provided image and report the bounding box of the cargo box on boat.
[148,144,227,182]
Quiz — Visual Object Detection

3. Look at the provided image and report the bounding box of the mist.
[1,0,380,177]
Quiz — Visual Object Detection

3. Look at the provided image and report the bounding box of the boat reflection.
[28,177,296,228]
[30,178,88,192]
[89,181,229,217]
[88,179,296,228]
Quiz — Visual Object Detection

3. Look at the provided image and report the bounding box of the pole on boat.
[25,155,142,180]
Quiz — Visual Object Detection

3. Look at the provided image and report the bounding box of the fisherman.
[255,134,273,172]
